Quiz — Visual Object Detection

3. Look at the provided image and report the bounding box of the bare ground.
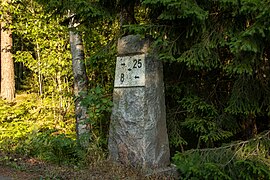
[0,154,177,180]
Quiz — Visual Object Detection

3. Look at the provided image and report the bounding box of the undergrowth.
[0,93,93,166]
[1,93,270,179]
[173,131,270,179]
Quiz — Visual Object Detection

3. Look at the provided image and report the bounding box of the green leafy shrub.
[0,94,78,165]
[82,86,113,149]
[23,131,81,165]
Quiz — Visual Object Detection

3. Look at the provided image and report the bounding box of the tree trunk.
[69,14,89,146]
[1,0,15,101]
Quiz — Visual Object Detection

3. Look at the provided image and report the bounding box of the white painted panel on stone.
[114,54,145,87]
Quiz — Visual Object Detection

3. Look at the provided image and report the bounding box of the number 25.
[133,59,142,68]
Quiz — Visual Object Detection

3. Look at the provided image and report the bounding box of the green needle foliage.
[173,131,270,179]
[127,0,270,149]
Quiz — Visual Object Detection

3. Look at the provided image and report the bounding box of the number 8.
[120,73,124,83]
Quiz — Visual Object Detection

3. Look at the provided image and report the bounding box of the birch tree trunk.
[1,0,15,101]
[69,15,89,146]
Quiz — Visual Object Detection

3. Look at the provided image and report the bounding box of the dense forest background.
[0,0,270,179]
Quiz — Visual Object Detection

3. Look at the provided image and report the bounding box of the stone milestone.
[108,35,170,169]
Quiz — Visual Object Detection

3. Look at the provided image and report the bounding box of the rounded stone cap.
[117,35,150,55]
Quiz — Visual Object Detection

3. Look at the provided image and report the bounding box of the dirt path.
[0,166,42,180]
[0,176,11,180]
[0,154,176,180]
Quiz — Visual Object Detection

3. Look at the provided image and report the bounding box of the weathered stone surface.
[109,35,170,169]
[117,35,150,55]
